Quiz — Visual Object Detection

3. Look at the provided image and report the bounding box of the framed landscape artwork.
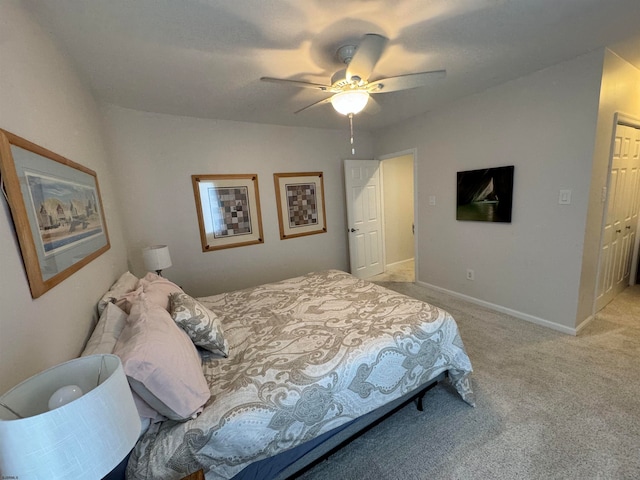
[273,172,326,240]
[0,130,110,298]
[192,174,264,251]
[456,165,514,223]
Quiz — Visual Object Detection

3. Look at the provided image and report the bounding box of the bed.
[90,269,474,480]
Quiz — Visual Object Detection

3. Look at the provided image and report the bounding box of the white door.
[344,159,384,278]
[596,122,640,311]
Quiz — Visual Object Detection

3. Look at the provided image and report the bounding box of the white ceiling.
[23,0,640,131]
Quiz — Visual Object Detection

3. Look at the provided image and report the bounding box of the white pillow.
[97,271,140,315]
[114,294,211,421]
[81,302,128,356]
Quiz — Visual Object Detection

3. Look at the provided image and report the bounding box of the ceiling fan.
[260,33,446,117]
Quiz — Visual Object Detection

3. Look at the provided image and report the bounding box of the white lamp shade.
[0,354,141,480]
[142,244,172,272]
[330,90,370,115]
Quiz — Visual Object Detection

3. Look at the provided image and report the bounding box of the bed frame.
[106,372,447,480]
[237,371,448,480]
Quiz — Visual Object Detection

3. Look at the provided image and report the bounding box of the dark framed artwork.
[456,166,514,223]
[0,130,110,298]
[192,174,264,251]
[273,172,326,240]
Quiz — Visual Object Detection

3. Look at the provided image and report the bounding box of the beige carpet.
[298,283,640,479]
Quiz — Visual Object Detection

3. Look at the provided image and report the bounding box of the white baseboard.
[416,280,577,336]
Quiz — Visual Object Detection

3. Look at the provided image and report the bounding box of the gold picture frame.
[0,130,110,298]
[192,174,264,251]
[273,172,326,240]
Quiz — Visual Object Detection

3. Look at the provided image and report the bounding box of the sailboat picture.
[456,166,514,222]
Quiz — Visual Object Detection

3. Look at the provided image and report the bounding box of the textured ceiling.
[22,0,640,131]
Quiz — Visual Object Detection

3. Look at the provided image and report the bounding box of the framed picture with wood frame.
[192,174,264,251]
[273,172,326,240]
[0,130,110,298]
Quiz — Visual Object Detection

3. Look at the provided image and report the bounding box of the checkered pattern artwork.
[208,186,252,238]
[286,182,318,228]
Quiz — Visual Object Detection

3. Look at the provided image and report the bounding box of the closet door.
[596,123,640,312]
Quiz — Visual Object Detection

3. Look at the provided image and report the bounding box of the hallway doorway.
[369,258,415,282]
[378,151,416,283]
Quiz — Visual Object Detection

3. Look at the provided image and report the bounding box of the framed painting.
[192,174,264,251]
[456,165,514,223]
[0,130,110,298]
[273,172,326,240]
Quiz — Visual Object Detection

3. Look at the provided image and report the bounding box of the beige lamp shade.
[142,244,172,274]
[0,354,141,479]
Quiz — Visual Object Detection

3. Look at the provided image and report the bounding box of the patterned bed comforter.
[126,270,474,480]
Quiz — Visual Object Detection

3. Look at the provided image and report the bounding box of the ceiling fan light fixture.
[331,90,369,115]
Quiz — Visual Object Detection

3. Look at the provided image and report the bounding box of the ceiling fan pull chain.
[349,113,356,155]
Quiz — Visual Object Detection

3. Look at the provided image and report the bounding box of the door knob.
[349,228,359,233]
[616,229,622,233]
[626,226,632,230]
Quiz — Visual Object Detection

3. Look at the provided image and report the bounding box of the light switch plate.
[428,195,436,206]
[559,189,572,205]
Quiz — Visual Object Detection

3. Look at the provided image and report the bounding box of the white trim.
[416,280,577,336]
[378,158,387,272]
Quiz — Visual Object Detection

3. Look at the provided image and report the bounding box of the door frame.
[378,148,418,280]
[593,112,640,314]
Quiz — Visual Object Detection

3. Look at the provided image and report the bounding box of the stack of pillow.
[82,271,229,432]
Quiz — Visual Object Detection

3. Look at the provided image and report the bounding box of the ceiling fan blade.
[261,77,332,92]
[368,70,446,94]
[294,96,333,114]
[346,34,388,83]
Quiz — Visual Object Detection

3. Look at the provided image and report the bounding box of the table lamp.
[142,244,172,276]
[0,354,141,479]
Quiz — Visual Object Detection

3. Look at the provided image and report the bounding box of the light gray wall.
[3,1,636,398]
[373,50,605,331]
[0,1,128,393]
[382,154,414,265]
[101,105,373,297]
[576,50,640,328]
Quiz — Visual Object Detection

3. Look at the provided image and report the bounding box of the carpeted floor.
[298,282,640,480]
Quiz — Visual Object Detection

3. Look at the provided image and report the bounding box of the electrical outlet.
[466,269,474,281]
